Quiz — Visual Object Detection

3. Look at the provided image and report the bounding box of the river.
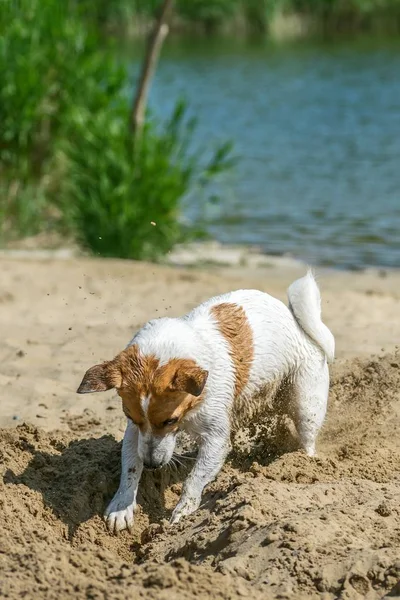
[143,36,400,269]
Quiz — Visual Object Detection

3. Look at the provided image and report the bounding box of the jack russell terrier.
[77,271,334,533]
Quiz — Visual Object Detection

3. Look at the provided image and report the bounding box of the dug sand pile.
[1,353,399,600]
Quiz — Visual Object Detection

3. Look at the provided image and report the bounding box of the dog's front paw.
[170,495,201,525]
[104,489,135,534]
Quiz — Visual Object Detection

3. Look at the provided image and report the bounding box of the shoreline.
[0,240,398,276]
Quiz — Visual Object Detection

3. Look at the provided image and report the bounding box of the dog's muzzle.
[143,458,165,470]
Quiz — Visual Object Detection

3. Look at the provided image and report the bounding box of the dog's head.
[77,345,208,469]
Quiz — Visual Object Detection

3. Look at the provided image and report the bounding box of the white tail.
[287,270,335,363]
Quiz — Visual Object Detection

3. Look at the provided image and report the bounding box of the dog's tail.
[287,269,335,363]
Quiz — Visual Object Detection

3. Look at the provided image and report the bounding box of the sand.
[0,255,399,599]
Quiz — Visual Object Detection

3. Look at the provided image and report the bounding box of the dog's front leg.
[171,426,230,524]
[104,419,143,533]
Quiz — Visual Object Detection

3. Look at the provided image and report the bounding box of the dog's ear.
[77,361,122,394]
[170,363,208,397]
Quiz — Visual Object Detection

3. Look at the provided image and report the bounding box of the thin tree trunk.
[130,0,174,146]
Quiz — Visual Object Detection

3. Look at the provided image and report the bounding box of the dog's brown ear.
[170,363,208,397]
[77,362,122,394]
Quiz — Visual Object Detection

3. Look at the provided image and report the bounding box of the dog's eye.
[163,417,178,427]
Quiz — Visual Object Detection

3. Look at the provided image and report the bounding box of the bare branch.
[130,0,174,145]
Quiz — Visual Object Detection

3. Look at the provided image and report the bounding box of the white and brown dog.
[77,271,334,533]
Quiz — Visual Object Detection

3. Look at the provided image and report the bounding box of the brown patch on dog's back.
[212,302,253,399]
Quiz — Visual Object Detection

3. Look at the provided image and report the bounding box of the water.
[144,37,400,269]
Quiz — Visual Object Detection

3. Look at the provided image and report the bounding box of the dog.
[77,270,334,533]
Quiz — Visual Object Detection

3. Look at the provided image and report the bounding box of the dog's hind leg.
[290,356,329,457]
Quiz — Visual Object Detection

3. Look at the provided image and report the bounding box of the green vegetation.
[79,0,400,36]
[0,0,234,259]
[76,0,272,35]
[2,0,398,259]
[59,101,233,260]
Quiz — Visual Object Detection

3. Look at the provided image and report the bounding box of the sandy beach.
[0,255,399,599]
